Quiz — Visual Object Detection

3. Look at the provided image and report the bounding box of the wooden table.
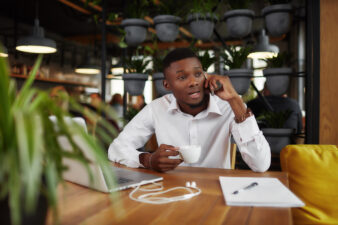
[47,166,292,225]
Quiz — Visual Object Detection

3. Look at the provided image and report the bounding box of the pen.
[232,182,258,195]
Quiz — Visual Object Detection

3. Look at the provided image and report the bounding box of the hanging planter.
[221,46,252,95]
[121,19,149,46]
[152,72,171,97]
[263,52,292,96]
[187,13,218,41]
[153,15,181,42]
[223,9,255,38]
[225,69,253,95]
[258,110,294,154]
[262,4,292,37]
[123,51,151,96]
[263,67,292,96]
[262,128,293,154]
[122,73,149,96]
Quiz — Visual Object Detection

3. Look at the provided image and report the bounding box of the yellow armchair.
[280,145,338,225]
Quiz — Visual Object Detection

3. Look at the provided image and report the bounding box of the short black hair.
[162,48,199,74]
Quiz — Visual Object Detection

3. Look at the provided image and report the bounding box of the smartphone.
[204,71,222,95]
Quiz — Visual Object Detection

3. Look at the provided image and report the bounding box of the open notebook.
[219,176,305,207]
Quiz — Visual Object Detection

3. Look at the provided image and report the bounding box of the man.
[108,48,271,172]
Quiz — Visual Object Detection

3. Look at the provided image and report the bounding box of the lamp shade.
[75,65,100,75]
[16,19,57,54]
[248,30,279,59]
[0,45,8,57]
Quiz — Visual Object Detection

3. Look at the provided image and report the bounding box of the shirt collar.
[167,94,180,112]
[167,94,223,116]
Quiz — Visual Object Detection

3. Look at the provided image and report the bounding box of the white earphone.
[129,181,201,204]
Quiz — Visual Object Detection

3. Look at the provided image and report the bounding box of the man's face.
[163,57,207,113]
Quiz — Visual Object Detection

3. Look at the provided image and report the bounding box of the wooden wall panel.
[320,0,338,144]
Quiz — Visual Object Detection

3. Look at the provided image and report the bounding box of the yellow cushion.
[280,145,338,225]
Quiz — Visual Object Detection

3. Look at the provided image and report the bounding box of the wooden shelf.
[10,74,97,88]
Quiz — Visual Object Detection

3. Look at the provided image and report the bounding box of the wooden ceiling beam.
[66,33,120,45]
[58,0,91,14]
[79,0,102,12]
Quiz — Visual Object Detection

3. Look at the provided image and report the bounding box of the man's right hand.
[140,144,183,172]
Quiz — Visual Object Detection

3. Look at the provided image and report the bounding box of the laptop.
[50,116,163,193]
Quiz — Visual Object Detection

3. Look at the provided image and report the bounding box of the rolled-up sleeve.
[108,104,154,168]
[231,116,271,172]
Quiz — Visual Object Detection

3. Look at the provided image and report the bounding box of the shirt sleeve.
[231,116,271,172]
[108,104,155,168]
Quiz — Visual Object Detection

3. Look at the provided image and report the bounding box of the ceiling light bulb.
[75,67,100,75]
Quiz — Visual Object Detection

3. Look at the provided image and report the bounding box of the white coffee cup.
[179,145,201,163]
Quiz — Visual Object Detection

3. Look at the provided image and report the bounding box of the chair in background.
[230,143,237,170]
[280,145,338,225]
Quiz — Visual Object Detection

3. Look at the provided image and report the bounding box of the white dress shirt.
[108,94,271,172]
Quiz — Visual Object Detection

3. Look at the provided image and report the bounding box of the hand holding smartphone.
[204,72,223,95]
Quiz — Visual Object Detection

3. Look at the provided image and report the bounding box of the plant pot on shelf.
[152,72,171,97]
[262,128,293,154]
[0,192,48,225]
[262,4,292,37]
[263,67,292,96]
[121,19,150,46]
[225,69,252,95]
[153,15,181,42]
[223,9,255,38]
[187,13,218,41]
[122,73,148,96]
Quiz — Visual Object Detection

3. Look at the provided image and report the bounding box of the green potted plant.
[0,53,118,225]
[221,45,252,95]
[263,51,292,96]
[122,48,151,96]
[262,0,293,37]
[121,0,150,46]
[197,50,216,72]
[257,110,293,154]
[223,0,254,38]
[151,0,185,42]
[186,0,219,41]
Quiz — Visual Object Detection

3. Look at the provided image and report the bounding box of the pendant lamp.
[0,45,8,57]
[248,30,279,59]
[16,19,57,54]
[75,54,100,75]
[111,61,124,76]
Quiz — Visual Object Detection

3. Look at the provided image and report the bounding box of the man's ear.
[163,79,171,90]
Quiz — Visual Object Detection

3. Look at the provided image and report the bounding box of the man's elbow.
[251,155,271,172]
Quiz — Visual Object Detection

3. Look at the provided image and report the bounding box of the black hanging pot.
[187,13,218,41]
[121,18,149,46]
[262,4,292,37]
[153,15,181,42]
[152,72,171,97]
[262,128,293,154]
[263,67,292,96]
[223,9,255,38]
[225,69,253,95]
[122,73,148,96]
